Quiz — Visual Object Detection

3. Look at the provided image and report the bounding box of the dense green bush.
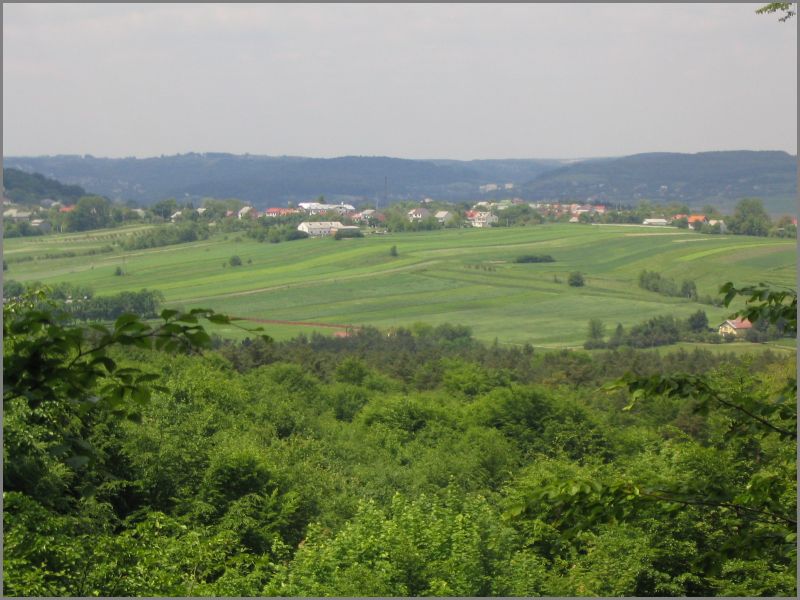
[514,254,555,263]
[568,271,585,287]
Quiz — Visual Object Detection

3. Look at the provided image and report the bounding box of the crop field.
[5,223,796,348]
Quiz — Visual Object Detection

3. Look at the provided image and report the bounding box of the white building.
[435,210,455,224]
[470,211,498,228]
[642,218,670,226]
[299,202,355,215]
[297,221,344,236]
[238,206,255,219]
[407,208,431,221]
[708,219,727,233]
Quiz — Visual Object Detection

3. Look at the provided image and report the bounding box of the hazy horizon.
[4,3,797,159]
[3,148,797,162]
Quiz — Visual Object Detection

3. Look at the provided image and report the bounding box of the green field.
[5,223,796,347]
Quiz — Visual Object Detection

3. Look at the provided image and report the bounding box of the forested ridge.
[5,150,795,211]
[3,286,796,596]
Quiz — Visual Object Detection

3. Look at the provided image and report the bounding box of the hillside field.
[4,223,796,348]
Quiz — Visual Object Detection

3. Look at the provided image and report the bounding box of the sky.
[3,3,797,160]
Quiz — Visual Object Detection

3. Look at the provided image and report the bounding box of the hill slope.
[522,151,797,213]
[2,167,88,205]
[3,154,561,207]
[4,151,795,213]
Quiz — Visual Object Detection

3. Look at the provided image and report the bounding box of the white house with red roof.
[718,317,753,337]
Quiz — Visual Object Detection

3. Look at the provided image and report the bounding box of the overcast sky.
[3,3,797,159]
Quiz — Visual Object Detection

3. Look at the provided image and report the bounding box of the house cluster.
[169,202,364,222]
[671,214,727,231]
[2,197,81,232]
[527,202,607,220]
[463,210,499,228]
[479,183,515,193]
[406,208,457,225]
[641,214,727,230]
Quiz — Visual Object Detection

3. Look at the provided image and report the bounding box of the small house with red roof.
[687,214,707,228]
[718,317,753,337]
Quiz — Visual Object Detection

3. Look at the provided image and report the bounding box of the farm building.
[297,221,344,236]
[467,211,498,228]
[299,202,354,215]
[264,207,300,217]
[407,208,431,221]
[642,218,670,226]
[238,206,256,219]
[708,219,727,232]
[435,210,455,224]
[718,318,753,337]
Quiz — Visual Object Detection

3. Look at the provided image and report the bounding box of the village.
[5,192,798,239]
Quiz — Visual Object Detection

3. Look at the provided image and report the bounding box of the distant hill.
[2,154,562,207]
[521,151,797,214]
[4,151,795,213]
[2,167,87,205]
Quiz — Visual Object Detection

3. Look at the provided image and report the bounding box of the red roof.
[725,318,753,330]
[687,214,707,223]
[59,205,76,213]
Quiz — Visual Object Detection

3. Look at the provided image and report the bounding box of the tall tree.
[728,198,772,236]
[65,196,113,231]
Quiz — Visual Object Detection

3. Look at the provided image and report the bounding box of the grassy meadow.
[4,223,796,348]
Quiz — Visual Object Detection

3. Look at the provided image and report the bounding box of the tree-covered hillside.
[2,154,562,207]
[2,167,87,205]
[6,150,794,211]
[522,151,797,214]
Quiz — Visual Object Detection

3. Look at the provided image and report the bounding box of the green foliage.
[121,221,210,250]
[333,228,364,240]
[2,167,86,205]
[514,254,555,263]
[268,490,518,596]
[728,198,773,237]
[687,309,709,332]
[65,196,114,232]
[568,271,584,287]
[229,255,243,267]
[3,278,796,596]
[720,281,797,335]
[756,2,796,21]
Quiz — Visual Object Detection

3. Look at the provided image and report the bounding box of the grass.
[5,223,796,347]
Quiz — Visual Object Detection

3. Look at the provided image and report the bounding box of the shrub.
[229,255,243,267]
[568,272,585,287]
[514,254,555,263]
[334,228,364,240]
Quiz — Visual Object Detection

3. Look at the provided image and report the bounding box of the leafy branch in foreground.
[568,281,799,557]
[3,289,271,468]
[756,2,796,21]
[720,281,797,335]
